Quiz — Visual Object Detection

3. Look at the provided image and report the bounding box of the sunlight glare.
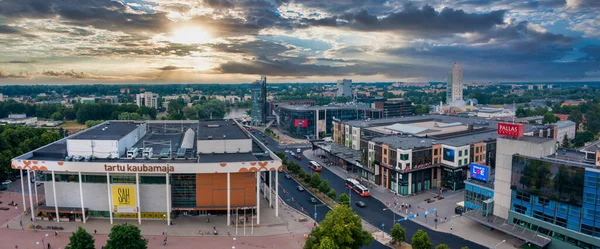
[169,27,212,45]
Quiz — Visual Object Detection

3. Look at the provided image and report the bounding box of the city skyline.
[0,0,599,84]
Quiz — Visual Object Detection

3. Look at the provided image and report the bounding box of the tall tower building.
[446,62,463,104]
[336,79,352,97]
[261,76,267,124]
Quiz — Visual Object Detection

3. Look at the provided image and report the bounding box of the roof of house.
[555,120,576,128]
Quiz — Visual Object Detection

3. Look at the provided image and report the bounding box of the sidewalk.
[304,149,519,249]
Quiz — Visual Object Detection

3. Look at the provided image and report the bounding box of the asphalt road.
[254,130,486,249]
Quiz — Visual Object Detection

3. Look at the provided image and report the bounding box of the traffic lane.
[276,171,329,223]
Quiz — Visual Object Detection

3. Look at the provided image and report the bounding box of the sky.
[0,0,599,84]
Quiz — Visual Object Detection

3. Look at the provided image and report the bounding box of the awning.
[37,206,87,214]
[456,201,465,207]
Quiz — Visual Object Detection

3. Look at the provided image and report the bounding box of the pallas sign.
[497,123,524,137]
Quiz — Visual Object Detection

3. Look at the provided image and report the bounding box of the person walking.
[54,231,58,237]
[94,230,97,235]
[47,243,51,249]
[163,237,167,246]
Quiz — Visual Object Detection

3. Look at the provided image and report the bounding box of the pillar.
[269,171,272,207]
[256,171,260,225]
[106,172,113,224]
[136,172,141,224]
[227,172,231,226]
[20,169,26,212]
[166,173,170,226]
[275,169,279,217]
[78,171,86,223]
[33,171,39,206]
[27,170,35,222]
[407,172,412,195]
[51,171,59,223]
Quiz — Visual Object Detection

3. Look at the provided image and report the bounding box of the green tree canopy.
[561,134,570,148]
[542,112,558,124]
[317,237,339,249]
[390,223,406,244]
[65,227,95,249]
[304,205,373,249]
[310,172,322,188]
[435,244,450,249]
[105,224,147,249]
[318,180,331,193]
[338,193,350,205]
[411,229,432,249]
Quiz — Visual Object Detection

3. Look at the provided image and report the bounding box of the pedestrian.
[94,230,97,235]
[207,217,210,223]
[19,220,22,228]
[15,246,18,249]
[54,231,58,237]
[47,243,50,249]
[163,237,167,246]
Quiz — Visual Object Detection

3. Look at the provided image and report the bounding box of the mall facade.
[12,120,282,226]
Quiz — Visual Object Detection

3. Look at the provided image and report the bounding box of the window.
[400,154,409,161]
[434,149,438,156]
[465,150,469,155]
[434,158,438,164]
[475,147,479,153]
[459,151,462,157]
[384,149,387,155]
[384,158,387,164]
[458,159,462,165]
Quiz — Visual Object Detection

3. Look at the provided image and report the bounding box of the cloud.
[209,39,293,57]
[41,70,121,79]
[302,3,506,35]
[156,65,194,71]
[0,71,32,79]
[0,25,37,37]
[4,60,36,64]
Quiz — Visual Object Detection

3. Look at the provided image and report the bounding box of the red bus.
[345,178,370,197]
[309,161,322,172]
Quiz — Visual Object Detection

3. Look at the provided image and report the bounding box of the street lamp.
[492,239,506,249]
[383,208,396,225]
[314,204,327,221]
[36,233,49,249]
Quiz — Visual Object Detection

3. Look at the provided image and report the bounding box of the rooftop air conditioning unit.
[207,136,213,140]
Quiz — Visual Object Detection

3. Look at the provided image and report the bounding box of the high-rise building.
[251,76,267,125]
[135,92,159,108]
[337,79,352,97]
[446,62,463,104]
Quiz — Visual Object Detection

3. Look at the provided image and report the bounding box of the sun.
[168,27,213,45]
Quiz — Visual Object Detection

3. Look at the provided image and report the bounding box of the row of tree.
[0,126,61,180]
[65,224,146,249]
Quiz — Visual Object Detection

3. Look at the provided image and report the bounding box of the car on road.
[309,197,317,203]
[284,150,290,154]
[285,174,291,179]
[297,185,305,192]
[2,180,12,185]
[0,185,7,191]
[295,155,302,161]
[355,201,366,208]
[296,148,301,153]
[455,206,464,215]
[290,152,295,156]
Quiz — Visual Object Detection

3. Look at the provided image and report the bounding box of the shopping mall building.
[11,120,282,226]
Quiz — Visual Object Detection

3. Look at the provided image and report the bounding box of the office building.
[0,113,37,125]
[260,76,267,123]
[136,92,159,109]
[250,77,267,126]
[269,100,315,116]
[337,79,352,97]
[11,120,281,226]
[373,100,413,117]
[554,120,577,141]
[277,103,382,139]
[446,62,463,104]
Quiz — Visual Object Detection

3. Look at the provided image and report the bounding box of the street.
[254,129,486,249]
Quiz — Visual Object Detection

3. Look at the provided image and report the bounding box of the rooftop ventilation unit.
[207,136,213,140]
[207,124,220,128]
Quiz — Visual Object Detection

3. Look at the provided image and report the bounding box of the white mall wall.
[43,181,167,213]
[197,139,252,154]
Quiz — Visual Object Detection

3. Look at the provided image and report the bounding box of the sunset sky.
[0,0,599,84]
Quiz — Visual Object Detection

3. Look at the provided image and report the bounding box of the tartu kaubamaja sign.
[104,164,175,173]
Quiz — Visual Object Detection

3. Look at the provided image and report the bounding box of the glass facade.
[509,155,600,248]
[465,182,494,211]
[171,174,196,208]
[441,166,466,191]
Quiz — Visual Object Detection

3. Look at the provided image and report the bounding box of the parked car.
[455,206,464,215]
[296,148,301,153]
[297,185,305,192]
[2,180,12,185]
[285,174,292,179]
[290,152,295,157]
[0,185,7,191]
[284,150,290,154]
[355,201,366,208]
[309,197,317,203]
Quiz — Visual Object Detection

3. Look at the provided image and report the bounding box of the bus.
[243,125,253,131]
[309,161,322,172]
[345,178,370,197]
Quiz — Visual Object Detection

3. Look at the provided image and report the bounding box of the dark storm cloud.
[302,3,505,34]
[157,66,194,71]
[4,60,36,64]
[580,45,600,61]
[0,25,37,37]
[454,0,566,8]
[0,0,170,33]
[205,0,235,9]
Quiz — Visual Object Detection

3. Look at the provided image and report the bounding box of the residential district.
[1,63,600,249]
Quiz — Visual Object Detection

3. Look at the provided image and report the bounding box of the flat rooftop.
[365,121,478,138]
[371,130,498,150]
[580,139,600,153]
[197,120,249,140]
[71,121,142,140]
[279,103,377,111]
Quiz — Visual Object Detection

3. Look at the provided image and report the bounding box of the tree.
[561,134,570,148]
[304,205,373,249]
[327,189,336,199]
[411,229,432,249]
[390,223,406,245]
[318,180,330,193]
[51,111,64,121]
[85,120,104,128]
[573,131,594,147]
[310,172,321,189]
[542,112,558,124]
[105,224,147,249]
[65,227,95,249]
[461,247,469,249]
[568,109,583,126]
[338,193,350,205]
[435,244,450,249]
[317,237,338,249]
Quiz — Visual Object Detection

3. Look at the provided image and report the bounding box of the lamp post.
[492,239,506,249]
[314,204,327,221]
[382,208,396,225]
[36,233,48,249]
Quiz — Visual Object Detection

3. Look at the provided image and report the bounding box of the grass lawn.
[59,120,86,130]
